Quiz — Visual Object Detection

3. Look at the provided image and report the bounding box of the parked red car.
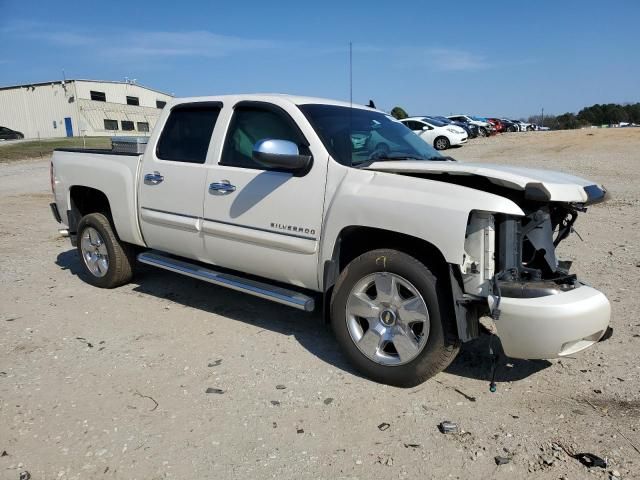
[487,118,505,133]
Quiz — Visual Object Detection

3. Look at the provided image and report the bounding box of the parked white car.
[401,116,467,150]
[518,121,534,131]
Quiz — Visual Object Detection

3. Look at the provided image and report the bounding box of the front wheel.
[76,213,135,288]
[478,127,488,137]
[330,249,460,387]
[434,136,450,150]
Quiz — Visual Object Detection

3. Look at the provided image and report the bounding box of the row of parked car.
[399,114,548,150]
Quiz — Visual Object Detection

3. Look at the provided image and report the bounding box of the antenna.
[349,41,353,107]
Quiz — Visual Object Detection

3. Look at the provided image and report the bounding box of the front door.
[64,117,73,137]
[202,102,326,289]
[138,103,222,261]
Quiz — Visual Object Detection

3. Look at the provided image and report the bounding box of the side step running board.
[137,251,315,312]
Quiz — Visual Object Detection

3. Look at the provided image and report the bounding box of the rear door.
[201,101,326,289]
[138,102,222,261]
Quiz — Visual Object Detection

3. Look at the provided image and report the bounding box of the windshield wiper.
[374,154,426,161]
[354,154,456,168]
[376,155,456,162]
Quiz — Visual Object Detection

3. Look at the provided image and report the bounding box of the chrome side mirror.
[252,139,312,172]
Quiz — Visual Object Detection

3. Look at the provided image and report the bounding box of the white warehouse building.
[0,79,173,139]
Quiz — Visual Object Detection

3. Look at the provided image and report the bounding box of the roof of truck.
[170,93,378,111]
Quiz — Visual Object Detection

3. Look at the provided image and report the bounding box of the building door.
[64,117,73,137]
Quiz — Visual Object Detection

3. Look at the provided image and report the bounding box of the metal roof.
[0,79,172,97]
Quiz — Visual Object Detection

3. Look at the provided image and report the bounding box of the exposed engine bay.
[462,205,583,301]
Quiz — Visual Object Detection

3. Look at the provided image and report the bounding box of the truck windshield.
[299,104,444,167]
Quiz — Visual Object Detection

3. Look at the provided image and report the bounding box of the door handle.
[209,180,236,195]
[144,171,164,185]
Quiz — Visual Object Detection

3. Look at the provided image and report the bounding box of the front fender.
[320,168,524,268]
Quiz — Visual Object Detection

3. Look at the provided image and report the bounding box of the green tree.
[624,103,640,123]
[390,106,408,120]
[555,113,583,130]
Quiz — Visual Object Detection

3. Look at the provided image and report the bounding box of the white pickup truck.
[50,94,612,386]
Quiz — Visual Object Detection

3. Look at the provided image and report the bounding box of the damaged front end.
[495,204,581,297]
[460,196,611,359]
[362,160,612,358]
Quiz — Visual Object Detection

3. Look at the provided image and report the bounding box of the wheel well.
[322,226,464,340]
[324,226,448,292]
[339,227,446,271]
[69,186,112,231]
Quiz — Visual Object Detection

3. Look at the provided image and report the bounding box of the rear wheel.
[76,213,135,288]
[478,127,488,137]
[330,249,460,387]
[374,142,390,154]
[434,136,450,150]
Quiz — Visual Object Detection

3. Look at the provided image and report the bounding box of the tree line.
[528,102,640,130]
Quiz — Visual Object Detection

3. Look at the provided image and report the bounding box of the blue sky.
[1,0,638,118]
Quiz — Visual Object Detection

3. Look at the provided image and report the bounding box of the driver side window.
[220,106,302,169]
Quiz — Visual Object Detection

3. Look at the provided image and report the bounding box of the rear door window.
[156,104,221,163]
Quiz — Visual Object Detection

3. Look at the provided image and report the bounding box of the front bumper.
[450,135,468,146]
[493,285,611,359]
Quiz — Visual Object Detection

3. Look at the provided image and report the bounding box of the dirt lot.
[1,129,639,479]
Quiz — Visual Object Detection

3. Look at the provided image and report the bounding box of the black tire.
[374,142,390,154]
[76,212,135,288]
[478,127,488,137]
[330,249,460,387]
[434,136,450,150]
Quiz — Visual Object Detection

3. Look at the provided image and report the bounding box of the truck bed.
[51,148,145,246]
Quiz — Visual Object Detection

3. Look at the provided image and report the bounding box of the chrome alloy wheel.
[80,227,109,277]
[345,272,429,366]
[435,137,448,150]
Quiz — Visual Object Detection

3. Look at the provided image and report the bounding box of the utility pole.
[541,107,544,127]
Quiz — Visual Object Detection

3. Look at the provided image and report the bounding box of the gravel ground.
[1,129,639,479]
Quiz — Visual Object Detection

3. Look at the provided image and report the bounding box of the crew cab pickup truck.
[50,94,611,386]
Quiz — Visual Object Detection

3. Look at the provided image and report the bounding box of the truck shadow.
[445,336,552,382]
[56,249,551,386]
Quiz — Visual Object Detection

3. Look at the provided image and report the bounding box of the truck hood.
[364,161,607,204]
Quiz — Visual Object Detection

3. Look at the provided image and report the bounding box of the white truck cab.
[50,94,612,386]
